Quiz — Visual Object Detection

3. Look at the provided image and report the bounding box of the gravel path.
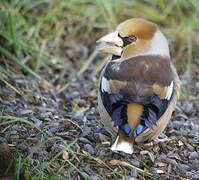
[0,65,199,179]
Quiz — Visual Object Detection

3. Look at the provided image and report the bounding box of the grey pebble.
[20,109,33,115]
[18,143,28,151]
[124,177,139,180]
[68,166,75,173]
[168,153,181,160]
[11,125,22,131]
[79,137,91,144]
[165,158,178,166]
[192,174,199,180]
[190,162,199,170]
[10,130,17,135]
[81,126,91,137]
[186,143,195,151]
[64,91,80,100]
[189,151,199,160]
[150,168,160,178]
[192,125,199,132]
[74,98,86,105]
[178,164,189,173]
[0,137,7,143]
[171,121,183,129]
[49,123,60,133]
[84,144,94,154]
[69,82,81,88]
[89,176,101,180]
[130,168,137,177]
[40,113,49,118]
[186,171,199,179]
[81,172,89,179]
[34,119,43,127]
[148,152,155,163]
[130,159,140,167]
[38,107,55,112]
[183,102,193,114]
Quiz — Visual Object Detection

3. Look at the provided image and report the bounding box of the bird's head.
[97,18,170,59]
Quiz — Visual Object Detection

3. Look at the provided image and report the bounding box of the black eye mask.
[119,34,137,47]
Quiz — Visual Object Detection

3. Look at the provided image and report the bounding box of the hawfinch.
[97,18,180,154]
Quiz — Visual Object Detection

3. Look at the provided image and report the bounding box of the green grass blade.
[0,45,42,79]
[0,116,41,131]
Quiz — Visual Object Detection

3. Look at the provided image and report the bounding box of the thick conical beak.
[96,31,123,56]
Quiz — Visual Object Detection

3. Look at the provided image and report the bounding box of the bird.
[96,18,180,154]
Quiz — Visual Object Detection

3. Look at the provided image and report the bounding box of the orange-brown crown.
[117,18,157,40]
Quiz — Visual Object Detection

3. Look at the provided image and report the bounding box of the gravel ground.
[0,60,199,179]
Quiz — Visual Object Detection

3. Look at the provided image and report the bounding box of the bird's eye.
[122,36,137,46]
[128,36,137,42]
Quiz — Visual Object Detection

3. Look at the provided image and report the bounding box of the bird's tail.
[111,103,144,154]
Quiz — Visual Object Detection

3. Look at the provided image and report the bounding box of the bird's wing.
[99,55,176,138]
[135,63,180,142]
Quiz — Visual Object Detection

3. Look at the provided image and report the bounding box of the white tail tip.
[110,136,134,154]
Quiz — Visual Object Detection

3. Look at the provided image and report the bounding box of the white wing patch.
[101,76,110,92]
[111,136,134,154]
[165,81,173,100]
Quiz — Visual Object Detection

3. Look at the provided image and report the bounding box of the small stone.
[195,82,199,89]
[49,123,60,133]
[140,150,148,155]
[130,168,137,177]
[40,113,48,118]
[81,126,91,137]
[189,151,199,160]
[10,135,19,139]
[183,102,193,113]
[11,125,22,131]
[79,137,91,144]
[156,169,164,174]
[0,137,7,143]
[150,168,160,178]
[190,162,199,170]
[130,159,140,167]
[178,164,189,173]
[81,172,89,178]
[192,125,199,132]
[192,174,199,180]
[34,119,43,127]
[148,152,155,163]
[89,176,101,180]
[186,144,195,151]
[168,153,181,160]
[98,133,110,142]
[165,158,177,166]
[67,91,80,99]
[10,130,17,135]
[167,164,172,173]
[186,171,199,179]
[70,82,81,88]
[74,98,86,105]
[125,177,138,180]
[171,121,183,130]
[157,162,167,167]
[68,166,75,173]
[178,140,184,146]
[20,109,33,115]
[18,144,28,151]
[38,108,55,112]
[84,144,94,154]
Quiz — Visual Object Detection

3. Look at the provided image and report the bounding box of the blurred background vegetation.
[0,0,199,85]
